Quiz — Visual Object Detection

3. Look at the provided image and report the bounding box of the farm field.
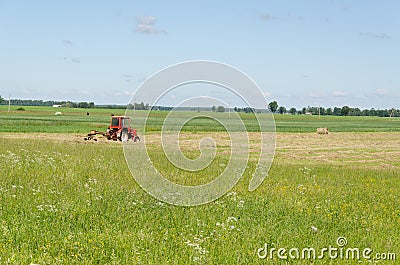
[1,105,400,133]
[0,106,399,264]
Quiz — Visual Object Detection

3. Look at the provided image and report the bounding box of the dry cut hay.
[316,127,329,134]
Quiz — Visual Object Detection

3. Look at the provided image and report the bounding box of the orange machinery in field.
[84,116,140,142]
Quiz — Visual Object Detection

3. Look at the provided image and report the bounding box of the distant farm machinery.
[84,116,140,142]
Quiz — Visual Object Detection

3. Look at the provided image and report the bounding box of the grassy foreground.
[0,132,399,264]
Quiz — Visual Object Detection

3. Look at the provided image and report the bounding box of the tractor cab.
[110,116,131,129]
[106,116,139,142]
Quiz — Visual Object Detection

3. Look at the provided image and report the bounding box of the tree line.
[212,101,400,117]
[267,101,400,117]
[0,96,154,110]
[0,97,96,109]
[1,96,399,117]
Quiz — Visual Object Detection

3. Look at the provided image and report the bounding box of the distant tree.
[349,107,361,116]
[369,108,377,116]
[211,106,216,112]
[278,106,287,114]
[127,102,148,110]
[389,108,399,117]
[289,107,297,115]
[216,106,225,112]
[333,107,342,116]
[312,107,325,115]
[78,102,89,108]
[88,102,95,108]
[243,107,255,113]
[326,108,333,115]
[62,101,71,108]
[0,95,4,103]
[392,109,400,117]
[341,106,350,116]
[377,109,390,117]
[309,107,319,115]
[268,101,278,113]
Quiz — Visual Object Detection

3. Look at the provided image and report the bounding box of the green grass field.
[0,106,399,264]
[1,105,400,133]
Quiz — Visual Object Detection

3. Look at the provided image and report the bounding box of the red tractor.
[84,116,140,142]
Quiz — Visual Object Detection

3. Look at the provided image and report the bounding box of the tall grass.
[0,134,398,264]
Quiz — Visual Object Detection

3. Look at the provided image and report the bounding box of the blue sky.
[1,0,399,109]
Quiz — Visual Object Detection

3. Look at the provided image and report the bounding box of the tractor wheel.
[121,130,129,142]
[134,136,140,142]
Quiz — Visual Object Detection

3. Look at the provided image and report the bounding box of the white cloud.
[260,14,278,21]
[71,58,80,63]
[63,39,73,46]
[374,89,389,96]
[114,90,133,97]
[359,32,392,40]
[123,90,132,96]
[23,89,35,95]
[332,90,348,97]
[135,16,166,34]
[262,91,271,98]
[307,91,324,98]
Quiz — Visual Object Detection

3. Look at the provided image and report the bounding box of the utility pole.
[318,105,321,119]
